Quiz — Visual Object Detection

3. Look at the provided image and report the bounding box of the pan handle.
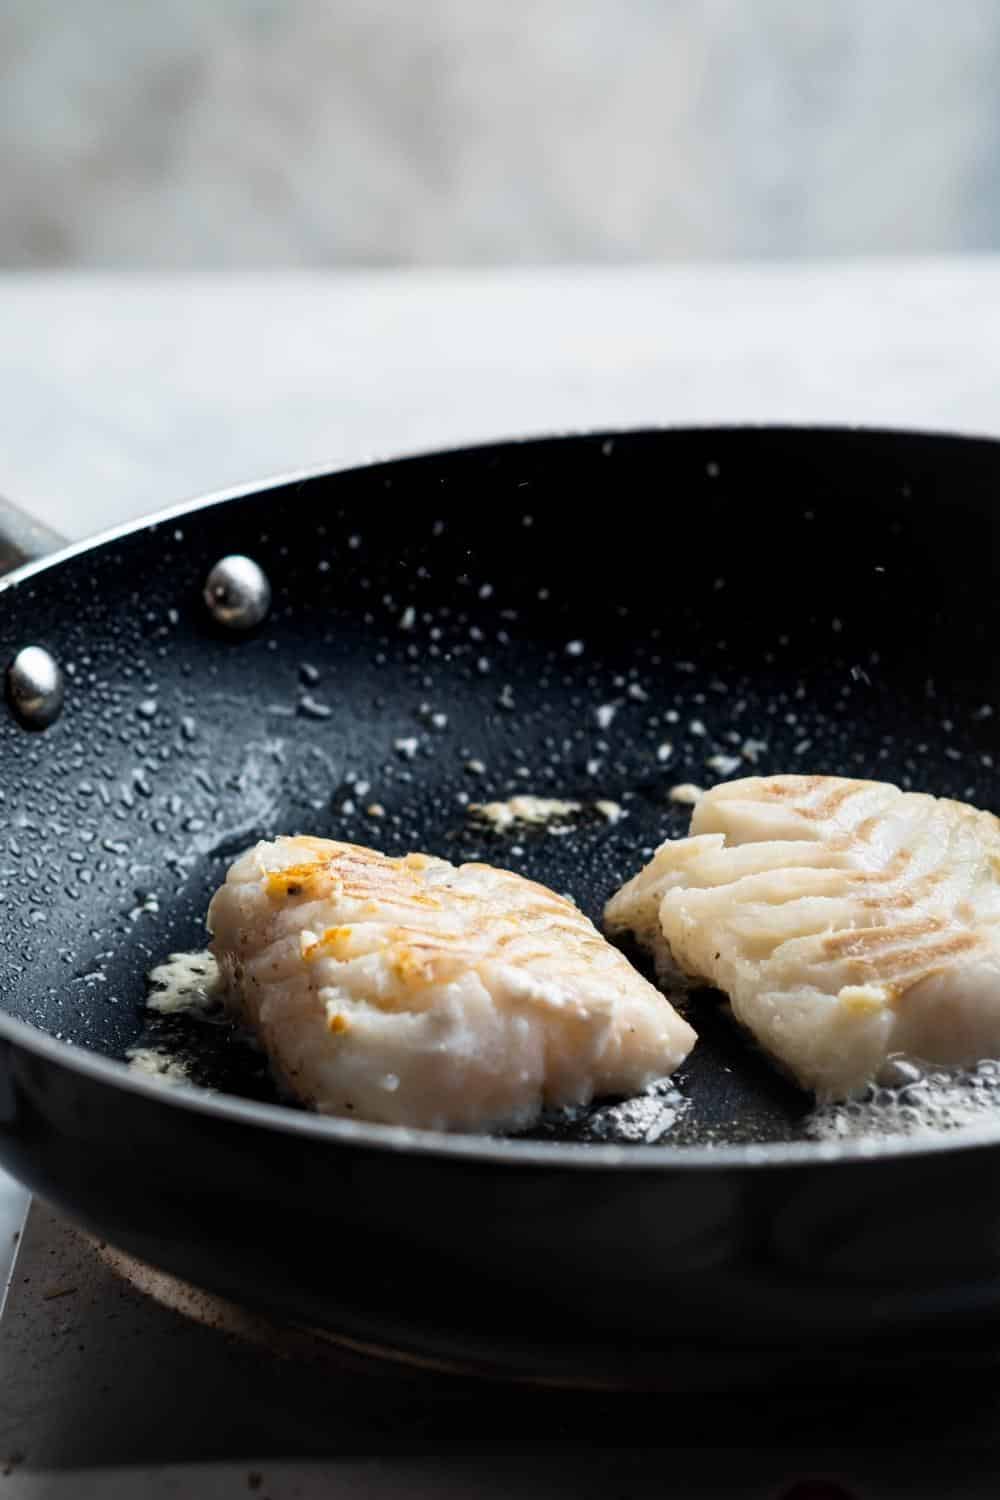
[0,495,66,577]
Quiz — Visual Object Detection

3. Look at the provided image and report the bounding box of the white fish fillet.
[605,775,1000,1099]
[208,836,695,1133]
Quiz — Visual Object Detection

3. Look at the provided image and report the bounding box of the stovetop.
[1,1201,999,1497]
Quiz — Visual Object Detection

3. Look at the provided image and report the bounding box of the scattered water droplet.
[298,695,332,720]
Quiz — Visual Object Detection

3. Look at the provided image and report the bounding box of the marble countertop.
[1,259,998,542]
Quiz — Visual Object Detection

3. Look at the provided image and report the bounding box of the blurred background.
[5,0,1000,542]
[3,0,998,267]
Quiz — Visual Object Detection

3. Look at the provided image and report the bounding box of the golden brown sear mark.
[757,775,828,801]
[266,844,446,910]
[808,780,873,822]
[822,919,981,977]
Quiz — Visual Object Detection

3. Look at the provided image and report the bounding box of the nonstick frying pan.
[4,425,1000,1388]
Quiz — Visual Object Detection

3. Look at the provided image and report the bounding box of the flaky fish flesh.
[605,775,1000,1099]
[209,836,695,1132]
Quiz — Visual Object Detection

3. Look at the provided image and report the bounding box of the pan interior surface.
[2,427,999,1154]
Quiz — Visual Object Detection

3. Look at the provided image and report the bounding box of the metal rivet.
[5,646,65,730]
[203,555,271,631]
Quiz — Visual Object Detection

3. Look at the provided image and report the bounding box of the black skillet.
[3,426,1000,1388]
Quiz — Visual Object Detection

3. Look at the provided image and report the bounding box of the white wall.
[2,0,999,266]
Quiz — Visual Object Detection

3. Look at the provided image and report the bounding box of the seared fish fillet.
[605,775,1000,1099]
[209,836,695,1132]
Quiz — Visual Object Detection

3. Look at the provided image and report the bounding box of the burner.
[90,1233,699,1389]
[92,1237,386,1374]
[86,1232,1000,1395]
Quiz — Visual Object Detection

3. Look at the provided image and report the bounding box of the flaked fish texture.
[208,836,695,1133]
[605,775,1000,1100]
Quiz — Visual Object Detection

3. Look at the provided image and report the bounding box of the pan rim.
[5,422,1000,1174]
[6,1000,1000,1170]
[3,418,999,597]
